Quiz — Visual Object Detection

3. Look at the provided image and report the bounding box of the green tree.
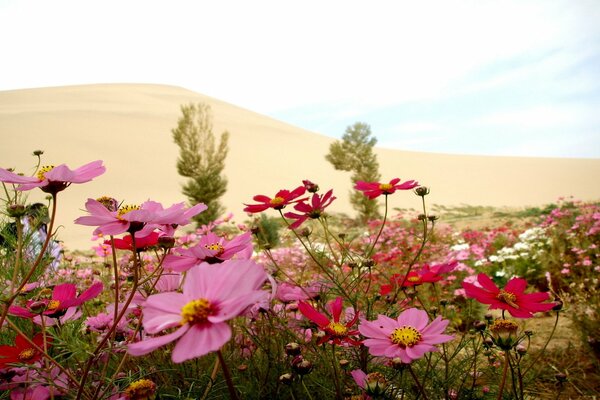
[172,103,229,226]
[325,122,381,221]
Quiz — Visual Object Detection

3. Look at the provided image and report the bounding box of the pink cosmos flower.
[243,186,307,213]
[461,273,555,318]
[298,297,361,346]
[275,282,321,303]
[9,281,103,319]
[136,201,207,237]
[127,259,268,363]
[283,189,336,229]
[355,178,419,199]
[106,232,161,252]
[358,308,453,363]
[75,199,157,236]
[163,232,253,271]
[0,160,105,194]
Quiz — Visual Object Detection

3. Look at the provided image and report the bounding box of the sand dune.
[1,83,599,250]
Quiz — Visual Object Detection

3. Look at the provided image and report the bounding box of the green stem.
[408,364,429,400]
[217,349,240,400]
[366,195,389,258]
[522,311,560,376]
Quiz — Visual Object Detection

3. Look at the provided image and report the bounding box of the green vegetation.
[172,103,229,226]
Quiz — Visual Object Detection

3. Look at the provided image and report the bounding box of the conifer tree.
[325,122,381,221]
[172,103,229,226]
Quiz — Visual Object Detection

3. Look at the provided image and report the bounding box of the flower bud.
[285,342,302,356]
[302,180,319,193]
[391,357,406,370]
[427,215,439,222]
[414,186,430,197]
[237,364,248,372]
[338,359,350,370]
[417,214,427,221]
[490,319,519,350]
[291,357,313,375]
[33,150,44,156]
[123,378,157,400]
[7,204,26,218]
[552,299,563,311]
[473,320,487,332]
[279,373,293,385]
[516,345,527,355]
[364,372,388,396]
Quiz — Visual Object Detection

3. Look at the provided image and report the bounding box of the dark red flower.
[0,333,50,369]
[244,186,307,213]
[355,178,419,199]
[284,189,336,229]
[462,273,555,318]
[298,297,361,346]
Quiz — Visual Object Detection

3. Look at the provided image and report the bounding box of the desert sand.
[1,83,599,250]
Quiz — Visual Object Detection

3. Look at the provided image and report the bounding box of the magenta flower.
[243,186,307,213]
[355,178,419,199]
[275,282,321,303]
[0,160,105,194]
[358,308,453,363]
[163,232,253,271]
[128,259,268,363]
[461,273,555,318]
[284,189,336,229]
[298,297,361,346]
[9,281,103,319]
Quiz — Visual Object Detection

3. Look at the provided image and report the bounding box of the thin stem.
[330,344,343,400]
[408,364,429,400]
[522,311,560,376]
[366,194,389,258]
[217,349,240,400]
[497,351,510,400]
[301,377,315,400]
[200,357,221,400]
[0,193,58,330]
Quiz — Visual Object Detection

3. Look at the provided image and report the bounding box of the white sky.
[1,0,599,157]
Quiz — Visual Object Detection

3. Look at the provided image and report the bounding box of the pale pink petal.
[210,291,268,323]
[358,319,392,339]
[0,168,39,184]
[171,322,231,363]
[396,308,428,331]
[127,326,188,356]
[350,370,367,389]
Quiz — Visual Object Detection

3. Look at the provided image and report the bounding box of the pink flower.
[275,282,320,303]
[243,186,307,213]
[128,259,268,363]
[354,178,419,199]
[283,189,336,229]
[298,297,361,346]
[137,201,207,237]
[9,281,103,319]
[75,199,157,236]
[106,232,161,252]
[358,308,453,363]
[163,232,253,271]
[461,273,555,318]
[0,160,105,194]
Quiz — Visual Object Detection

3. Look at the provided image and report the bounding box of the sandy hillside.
[1,83,599,250]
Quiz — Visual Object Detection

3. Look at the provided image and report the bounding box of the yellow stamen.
[124,378,157,399]
[379,183,393,192]
[204,243,225,255]
[36,165,55,181]
[327,322,348,337]
[117,204,141,219]
[497,290,519,309]
[270,196,285,206]
[390,326,422,347]
[407,276,421,283]
[18,348,36,361]
[46,299,61,311]
[180,298,213,325]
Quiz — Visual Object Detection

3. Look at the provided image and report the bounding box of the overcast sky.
[1,0,599,158]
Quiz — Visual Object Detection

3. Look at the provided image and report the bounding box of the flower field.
[1,159,599,399]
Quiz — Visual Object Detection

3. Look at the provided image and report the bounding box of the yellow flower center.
[36,165,55,181]
[490,319,519,338]
[181,298,214,325]
[327,322,348,337]
[124,378,157,399]
[46,299,61,311]
[497,290,519,309]
[117,204,141,219]
[18,348,36,361]
[270,196,285,206]
[407,276,421,283]
[379,183,393,192]
[204,243,225,255]
[390,326,422,347]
